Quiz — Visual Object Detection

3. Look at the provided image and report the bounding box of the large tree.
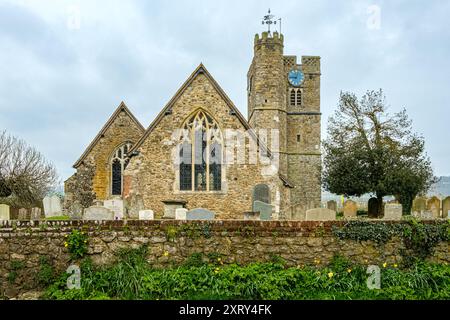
[322,90,435,217]
[0,130,58,207]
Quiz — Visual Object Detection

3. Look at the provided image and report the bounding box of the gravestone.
[186,208,215,220]
[30,208,42,220]
[129,195,145,219]
[83,206,114,220]
[326,200,337,212]
[175,208,188,220]
[427,197,441,218]
[305,208,336,221]
[0,204,10,220]
[18,208,28,220]
[383,204,403,220]
[69,201,83,220]
[368,198,379,218]
[421,211,433,219]
[412,197,427,216]
[252,184,270,211]
[343,200,357,218]
[244,212,261,220]
[104,199,124,220]
[253,200,272,220]
[43,195,62,217]
[139,210,154,220]
[442,197,450,219]
[162,200,187,219]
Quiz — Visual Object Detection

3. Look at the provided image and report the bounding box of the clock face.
[288,69,304,87]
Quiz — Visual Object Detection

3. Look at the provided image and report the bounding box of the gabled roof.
[73,101,145,168]
[127,63,295,188]
[129,63,262,154]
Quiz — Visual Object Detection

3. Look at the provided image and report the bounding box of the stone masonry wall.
[0,220,448,298]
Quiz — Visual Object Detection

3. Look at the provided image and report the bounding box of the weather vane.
[262,9,281,34]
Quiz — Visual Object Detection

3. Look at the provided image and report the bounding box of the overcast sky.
[0,0,449,184]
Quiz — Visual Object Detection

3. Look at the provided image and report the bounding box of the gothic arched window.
[178,110,222,192]
[110,142,133,196]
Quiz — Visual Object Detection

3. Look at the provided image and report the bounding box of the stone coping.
[0,219,446,235]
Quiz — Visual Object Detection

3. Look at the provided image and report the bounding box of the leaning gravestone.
[252,184,270,211]
[427,197,441,218]
[412,197,427,216]
[383,204,403,220]
[368,198,379,218]
[83,206,114,220]
[186,208,215,220]
[104,199,124,220]
[139,210,154,220]
[0,204,10,221]
[326,200,337,212]
[162,200,187,219]
[305,208,336,221]
[343,200,357,218]
[43,195,63,217]
[30,207,42,220]
[69,201,83,220]
[253,200,272,221]
[175,208,188,220]
[442,197,450,219]
[18,208,28,220]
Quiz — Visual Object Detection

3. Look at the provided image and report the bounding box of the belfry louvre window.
[111,142,133,196]
[289,88,302,107]
[179,110,222,192]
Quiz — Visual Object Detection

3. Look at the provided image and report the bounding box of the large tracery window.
[111,142,132,196]
[179,110,222,192]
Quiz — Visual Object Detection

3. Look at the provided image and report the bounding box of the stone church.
[65,31,322,220]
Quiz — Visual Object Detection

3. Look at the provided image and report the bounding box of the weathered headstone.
[43,195,62,217]
[175,208,188,220]
[18,208,28,220]
[244,211,260,220]
[253,200,272,220]
[383,204,403,220]
[326,200,337,212]
[412,197,427,215]
[186,208,215,220]
[343,200,357,218]
[162,200,187,219]
[427,197,441,218]
[305,208,336,221]
[129,195,145,219]
[421,211,433,219]
[104,199,124,220]
[69,201,83,220]
[30,207,42,220]
[368,198,379,218]
[83,206,114,220]
[442,197,450,219]
[0,204,10,221]
[139,210,154,220]
[252,184,270,211]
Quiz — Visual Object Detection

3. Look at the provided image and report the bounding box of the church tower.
[247,28,322,219]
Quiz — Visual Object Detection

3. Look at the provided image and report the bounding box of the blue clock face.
[288,69,304,87]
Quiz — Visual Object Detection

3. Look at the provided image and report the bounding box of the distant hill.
[428,176,450,197]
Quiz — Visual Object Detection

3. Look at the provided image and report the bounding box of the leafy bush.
[65,229,89,260]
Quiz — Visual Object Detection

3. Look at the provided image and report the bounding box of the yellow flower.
[393,264,398,268]
[217,258,221,261]
[163,251,169,257]
[327,272,334,278]
[383,262,387,268]
[214,267,220,274]
[347,268,352,273]
[64,242,68,247]
[314,259,321,265]
[364,259,368,264]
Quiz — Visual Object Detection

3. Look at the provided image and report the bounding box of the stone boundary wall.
[0,220,449,298]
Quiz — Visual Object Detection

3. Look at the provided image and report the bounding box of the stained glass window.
[179,110,222,192]
[110,142,133,196]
